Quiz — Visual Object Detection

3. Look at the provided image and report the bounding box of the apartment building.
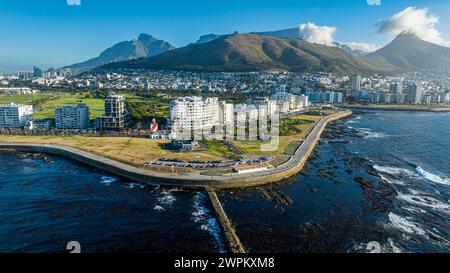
[170,96,219,139]
[55,104,90,129]
[97,92,129,130]
[0,103,33,128]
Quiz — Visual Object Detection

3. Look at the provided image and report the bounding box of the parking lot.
[149,156,273,170]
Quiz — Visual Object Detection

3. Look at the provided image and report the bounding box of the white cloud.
[67,0,81,6]
[377,6,450,46]
[343,42,382,53]
[298,22,336,46]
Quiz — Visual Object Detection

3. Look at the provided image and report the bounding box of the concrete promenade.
[0,111,352,189]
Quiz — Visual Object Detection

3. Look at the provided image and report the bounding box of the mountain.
[64,33,175,73]
[196,34,223,44]
[255,28,371,56]
[102,33,387,74]
[255,28,301,40]
[366,32,450,70]
[194,28,371,56]
[332,42,369,57]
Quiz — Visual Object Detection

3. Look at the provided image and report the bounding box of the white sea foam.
[396,192,450,212]
[123,182,145,189]
[378,173,406,185]
[416,166,450,186]
[356,128,387,139]
[153,205,165,211]
[100,175,119,185]
[373,165,416,177]
[388,212,427,236]
[402,206,427,214]
[191,192,227,253]
[157,190,177,207]
[152,188,179,212]
[353,238,402,253]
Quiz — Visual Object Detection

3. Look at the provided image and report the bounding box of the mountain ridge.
[102,33,388,74]
[64,33,175,73]
[366,32,450,70]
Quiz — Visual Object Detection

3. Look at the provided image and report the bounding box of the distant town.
[0,67,449,139]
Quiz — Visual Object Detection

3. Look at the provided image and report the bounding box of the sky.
[0,0,450,73]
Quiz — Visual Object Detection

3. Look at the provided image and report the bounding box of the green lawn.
[202,139,234,157]
[0,93,105,120]
[33,94,105,120]
[1,92,171,122]
[0,94,53,105]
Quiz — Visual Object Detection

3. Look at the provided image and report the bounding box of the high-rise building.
[307,91,343,104]
[271,91,296,111]
[170,96,219,139]
[98,92,129,130]
[351,75,361,91]
[33,66,43,78]
[0,103,33,128]
[405,83,423,104]
[17,71,33,81]
[55,104,90,129]
[219,101,234,125]
[390,82,403,94]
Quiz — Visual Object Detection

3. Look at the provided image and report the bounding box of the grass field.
[202,139,234,157]
[0,93,105,120]
[33,94,105,120]
[230,114,321,156]
[0,135,227,167]
[0,94,53,105]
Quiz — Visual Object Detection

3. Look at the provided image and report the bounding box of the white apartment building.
[219,101,234,125]
[247,97,278,119]
[271,91,297,111]
[55,104,90,129]
[295,95,310,109]
[234,103,258,122]
[0,103,33,128]
[170,96,219,138]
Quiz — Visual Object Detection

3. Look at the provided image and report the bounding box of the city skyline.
[1,0,450,72]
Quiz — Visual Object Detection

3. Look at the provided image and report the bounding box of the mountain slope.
[65,33,175,73]
[366,32,450,70]
[195,29,369,56]
[103,34,387,74]
[196,34,223,44]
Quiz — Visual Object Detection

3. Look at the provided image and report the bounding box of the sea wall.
[0,111,352,189]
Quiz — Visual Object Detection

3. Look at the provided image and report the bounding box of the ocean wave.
[100,175,119,185]
[356,128,387,139]
[402,206,427,214]
[373,165,416,177]
[353,238,402,253]
[396,192,450,212]
[191,192,227,253]
[378,173,406,186]
[153,205,165,211]
[388,212,427,236]
[347,117,361,124]
[122,182,145,189]
[153,188,179,211]
[416,166,450,186]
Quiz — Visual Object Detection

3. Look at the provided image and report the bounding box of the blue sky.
[1,0,450,72]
